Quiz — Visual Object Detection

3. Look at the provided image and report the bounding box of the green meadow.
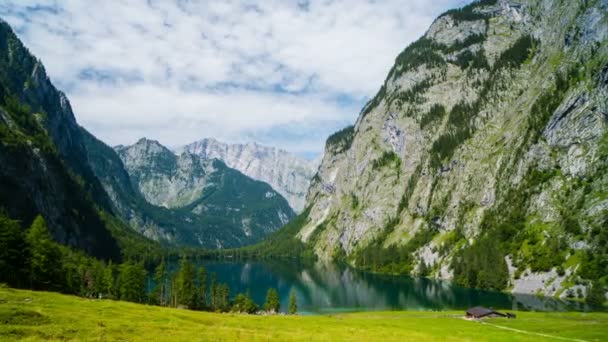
[1,287,607,341]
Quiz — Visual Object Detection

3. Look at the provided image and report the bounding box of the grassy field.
[0,287,607,341]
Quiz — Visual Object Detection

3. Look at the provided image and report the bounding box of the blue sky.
[0,0,469,159]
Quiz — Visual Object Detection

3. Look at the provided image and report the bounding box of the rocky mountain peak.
[179,138,319,212]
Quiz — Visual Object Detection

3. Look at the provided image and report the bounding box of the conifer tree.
[196,267,207,310]
[117,261,146,303]
[264,288,280,313]
[25,215,61,290]
[102,261,115,299]
[210,273,217,310]
[288,288,298,315]
[153,258,167,306]
[175,256,196,308]
[0,211,26,287]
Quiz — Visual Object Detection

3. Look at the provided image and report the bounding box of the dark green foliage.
[288,289,298,315]
[398,164,423,213]
[389,39,445,81]
[527,68,575,142]
[0,212,27,287]
[152,259,167,305]
[430,101,478,169]
[361,85,386,119]
[445,34,487,53]
[232,292,258,314]
[453,49,490,70]
[174,256,197,309]
[196,267,207,310]
[264,288,280,313]
[452,236,509,290]
[420,104,447,128]
[586,281,606,307]
[117,261,147,303]
[441,0,497,23]
[235,208,315,260]
[355,216,438,275]
[26,216,62,290]
[326,125,355,153]
[494,35,537,71]
[391,79,432,111]
[372,151,401,170]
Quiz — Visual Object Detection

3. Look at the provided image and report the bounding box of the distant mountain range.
[177,138,319,213]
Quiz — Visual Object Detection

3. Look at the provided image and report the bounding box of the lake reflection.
[195,260,589,314]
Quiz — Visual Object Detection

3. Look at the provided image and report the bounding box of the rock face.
[289,0,608,297]
[179,139,318,213]
[112,138,295,248]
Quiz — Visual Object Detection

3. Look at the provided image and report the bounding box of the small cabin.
[465,306,513,319]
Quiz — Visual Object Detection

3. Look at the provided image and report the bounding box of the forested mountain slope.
[0,19,123,260]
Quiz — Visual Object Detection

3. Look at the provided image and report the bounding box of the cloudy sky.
[1,0,468,159]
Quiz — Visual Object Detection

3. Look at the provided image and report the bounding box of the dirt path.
[479,321,589,342]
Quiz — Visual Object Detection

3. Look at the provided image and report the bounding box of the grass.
[0,287,607,341]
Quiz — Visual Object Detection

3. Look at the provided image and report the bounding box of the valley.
[0,0,606,340]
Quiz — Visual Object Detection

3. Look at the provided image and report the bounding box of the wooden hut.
[465,306,509,319]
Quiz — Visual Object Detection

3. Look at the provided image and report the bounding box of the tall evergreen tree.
[0,212,26,287]
[288,288,298,315]
[25,216,62,290]
[153,258,167,306]
[102,261,116,299]
[117,261,147,303]
[264,288,280,313]
[210,272,217,310]
[216,283,230,312]
[175,256,196,308]
[586,281,606,307]
[196,267,207,310]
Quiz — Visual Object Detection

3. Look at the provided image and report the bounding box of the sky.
[0,0,469,159]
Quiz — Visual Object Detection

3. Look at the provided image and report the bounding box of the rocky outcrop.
[179,138,318,212]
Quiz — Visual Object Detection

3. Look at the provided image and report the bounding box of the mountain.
[110,138,295,248]
[178,138,318,212]
[265,0,608,297]
[0,19,127,260]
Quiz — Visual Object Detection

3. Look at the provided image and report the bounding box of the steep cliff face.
[0,19,121,259]
[295,0,607,297]
[112,138,295,248]
[179,138,318,212]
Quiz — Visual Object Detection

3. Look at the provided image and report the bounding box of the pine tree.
[217,283,230,312]
[288,288,298,315]
[264,288,280,313]
[586,281,606,307]
[0,211,26,287]
[153,258,167,306]
[117,261,146,303]
[25,215,62,290]
[102,261,115,299]
[210,273,217,310]
[196,267,207,310]
[175,256,196,308]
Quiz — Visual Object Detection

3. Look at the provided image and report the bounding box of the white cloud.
[0,0,468,157]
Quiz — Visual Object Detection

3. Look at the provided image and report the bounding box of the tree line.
[0,212,298,314]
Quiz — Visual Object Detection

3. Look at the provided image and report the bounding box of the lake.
[187,259,590,314]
